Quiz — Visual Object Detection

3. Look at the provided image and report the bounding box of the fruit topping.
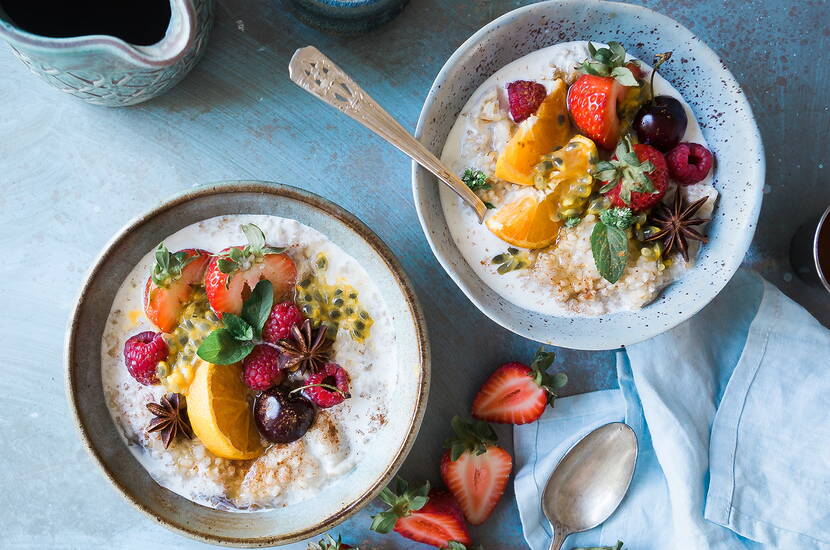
[506,79,547,123]
[440,417,512,525]
[262,301,305,344]
[296,363,351,408]
[642,191,710,262]
[577,42,640,87]
[296,255,374,342]
[187,361,263,460]
[632,52,688,152]
[242,344,285,391]
[144,246,210,333]
[495,78,571,185]
[666,142,714,185]
[532,134,599,222]
[597,137,668,212]
[275,318,334,373]
[254,387,316,444]
[591,207,636,284]
[491,247,529,274]
[124,331,168,385]
[461,168,491,192]
[308,534,353,550]
[486,193,561,250]
[146,393,193,449]
[205,224,297,318]
[472,349,567,425]
[371,479,472,547]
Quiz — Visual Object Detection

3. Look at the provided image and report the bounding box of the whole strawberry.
[371,479,471,547]
[262,301,305,343]
[242,344,285,391]
[472,349,567,425]
[567,42,641,149]
[597,137,668,212]
[441,417,512,525]
[124,331,168,385]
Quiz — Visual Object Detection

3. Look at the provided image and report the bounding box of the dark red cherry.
[633,95,687,152]
[254,387,316,444]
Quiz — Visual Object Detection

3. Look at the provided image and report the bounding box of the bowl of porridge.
[412,0,763,349]
[65,181,429,546]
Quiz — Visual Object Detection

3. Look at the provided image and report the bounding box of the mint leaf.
[591,222,629,283]
[222,313,253,341]
[241,279,274,337]
[196,329,254,365]
[240,223,266,251]
[461,168,490,192]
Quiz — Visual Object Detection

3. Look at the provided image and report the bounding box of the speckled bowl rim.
[412,0,765,349]
[64,181,430,547]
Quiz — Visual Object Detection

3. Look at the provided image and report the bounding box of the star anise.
[643,191,710,262]
[276,318,333,373]
[146,393,193,449]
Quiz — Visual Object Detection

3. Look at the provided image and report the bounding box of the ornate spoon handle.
[289,46,487,223]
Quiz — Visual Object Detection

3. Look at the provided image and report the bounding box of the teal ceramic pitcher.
[0,0,213,106]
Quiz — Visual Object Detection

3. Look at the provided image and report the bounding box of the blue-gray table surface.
[2,0,828,548]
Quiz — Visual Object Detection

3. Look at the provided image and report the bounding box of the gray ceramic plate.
[412,0,764,350]
[65,181,429,547]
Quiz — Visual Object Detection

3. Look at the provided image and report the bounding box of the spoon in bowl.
[288,46,488,223]
[542,422,638,550]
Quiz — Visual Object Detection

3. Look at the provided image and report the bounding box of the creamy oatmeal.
[101,215,397,511]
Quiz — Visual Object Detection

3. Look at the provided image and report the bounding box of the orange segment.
[495,79,572,186]
[187,360,263,460]
[486,194,562,249]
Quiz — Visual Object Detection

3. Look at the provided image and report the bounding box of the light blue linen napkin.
[514,269,830,549]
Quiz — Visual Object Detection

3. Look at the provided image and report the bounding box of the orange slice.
[187,360,263,460]
[486,193,562,249]
[495,79,572,186]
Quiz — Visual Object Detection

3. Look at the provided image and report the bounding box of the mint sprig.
[461,168,491,192]
[574,542,625,550]
[196,280,274,364]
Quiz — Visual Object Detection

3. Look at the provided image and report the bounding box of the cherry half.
[254,387,316,444]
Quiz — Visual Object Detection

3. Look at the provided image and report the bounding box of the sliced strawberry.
[204,224,297,318]
[567,74,625,150]
[598,138,669,212]
[440,417,512,525]
[144,246,210,333]
[371,479,471,547]
[472,349,567,425]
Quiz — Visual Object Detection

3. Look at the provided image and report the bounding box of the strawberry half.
[371,479,471,548]
[440,417,512,525]
[472,349,567,425]
[597,137,669,212]
[144,246,211,333]
[568,41,642,150]
[204,224,297,318]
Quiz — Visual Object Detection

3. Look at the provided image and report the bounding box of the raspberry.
[262,302,305,344]
[301,364,351,408]
[124,331,168,386]
[666,142,714,185]
[506,80,547,123]
[242,345,285,391]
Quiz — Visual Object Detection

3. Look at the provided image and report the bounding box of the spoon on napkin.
[288,46,488,222]
[542,422,638,550]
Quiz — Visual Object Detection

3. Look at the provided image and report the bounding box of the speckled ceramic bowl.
[412,0,764,350]
[65,182,429,546]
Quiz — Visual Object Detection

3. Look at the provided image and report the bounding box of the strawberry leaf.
[241,223,266,251]
[528,348,568,407]
[446,416,497,460]
[371,478,431,533]
[217,258,238,274]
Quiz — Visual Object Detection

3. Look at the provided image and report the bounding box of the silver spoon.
[288,46,488,223]
[542,422,638,550]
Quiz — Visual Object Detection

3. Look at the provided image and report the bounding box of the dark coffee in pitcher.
[0,0,171,46]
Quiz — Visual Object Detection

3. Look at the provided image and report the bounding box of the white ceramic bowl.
[412,0,764,350]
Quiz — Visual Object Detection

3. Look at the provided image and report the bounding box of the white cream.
[100,215,397,511]
[440,41,717,316]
